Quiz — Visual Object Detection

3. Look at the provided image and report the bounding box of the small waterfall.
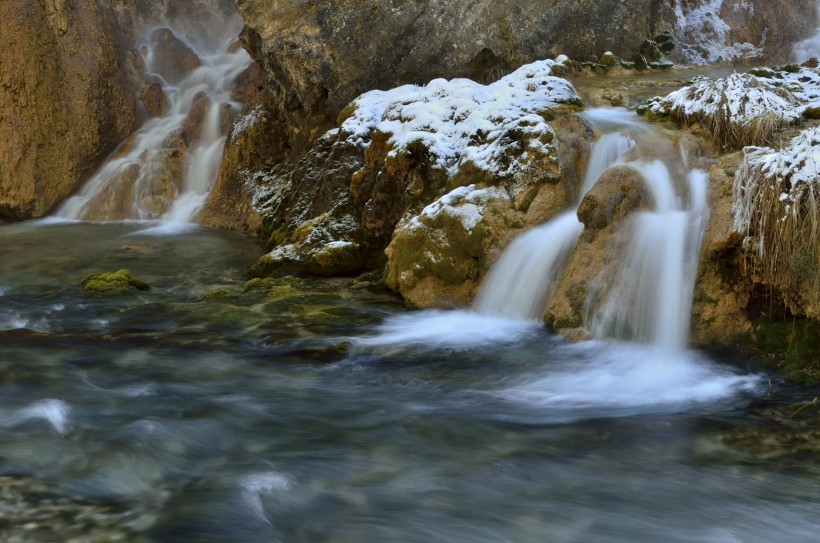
[473,212,584,320]
[56,14,251,223]
[473,108,639,321]
[794,2,820,62]
[587,162,709,352]
[579,133,635,199]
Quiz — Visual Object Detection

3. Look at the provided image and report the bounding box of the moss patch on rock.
[753,318,820,384]
[82,269,150,294]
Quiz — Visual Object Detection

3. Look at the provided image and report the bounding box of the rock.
[0,0,141,219]
[384,186,521,308]
[139,80,171,117]
[689,154,754,346]
[237,0,668,163]
[82,269,151,294]
[147,28,201,84]
[249,59,583,279]
[544,165,650,332]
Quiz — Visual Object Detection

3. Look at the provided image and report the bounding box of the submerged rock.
[82,269,151,294]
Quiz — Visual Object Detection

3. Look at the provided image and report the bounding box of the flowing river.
[1,219,819,542]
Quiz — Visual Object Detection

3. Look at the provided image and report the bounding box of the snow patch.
[674,0,763,64]
[647,73,802,125]
[733,126,820,236]
[407,185,508,233]
[337,58,579,176]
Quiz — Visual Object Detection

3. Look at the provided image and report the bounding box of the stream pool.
[0,221,818,543]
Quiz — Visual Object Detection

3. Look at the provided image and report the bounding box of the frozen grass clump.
[641,73,802,149]
[733,127,820,314]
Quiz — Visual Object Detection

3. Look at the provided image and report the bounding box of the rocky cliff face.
[236,0,815,169]
[0,1,141,219]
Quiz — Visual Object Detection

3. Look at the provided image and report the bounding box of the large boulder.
[250,59,585,278]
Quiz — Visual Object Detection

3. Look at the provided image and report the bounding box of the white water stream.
[362,108,758,409]
[587,162,709,352]
[56,15,250,223]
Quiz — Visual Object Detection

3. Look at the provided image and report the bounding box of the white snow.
[648,73,802,124]
[733,127,820,236]
[674,0,762,64]
[231,105,264,140]
[406,185,508,233]
[337,58,580,176]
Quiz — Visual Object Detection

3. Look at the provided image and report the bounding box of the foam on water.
[499,341,761,411]
[356,310,540,351]
[1,399,73,435]
[239,471,294,523]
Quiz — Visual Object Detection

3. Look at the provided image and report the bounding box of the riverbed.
[0,221,818,543]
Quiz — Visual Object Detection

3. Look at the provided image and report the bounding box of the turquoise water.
[0,221,819,543]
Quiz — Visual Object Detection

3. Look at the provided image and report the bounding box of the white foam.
[2,399,73,436]
[239,471,294,523]
[357,310,540,351]
[499,341,761,410]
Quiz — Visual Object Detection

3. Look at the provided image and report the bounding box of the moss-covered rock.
[82,269,150,294]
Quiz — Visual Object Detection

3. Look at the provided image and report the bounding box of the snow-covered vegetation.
[641,73,802,148]
[733,127,820,312]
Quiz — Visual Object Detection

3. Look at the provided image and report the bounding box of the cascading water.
[472,212,584,320]
[56,14,250,223]
[472,108,637,321]
[586,162,709,352]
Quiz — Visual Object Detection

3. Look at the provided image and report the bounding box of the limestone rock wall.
[236,0,815,168]
[0,0,141,219]
[236,0,669,164]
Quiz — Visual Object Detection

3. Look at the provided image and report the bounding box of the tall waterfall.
[586,162,709,352]
[473,109,637,321]
[56,14,251,223]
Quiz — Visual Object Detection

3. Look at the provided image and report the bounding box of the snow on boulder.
[253,57,584,278]
[639,73,802,148]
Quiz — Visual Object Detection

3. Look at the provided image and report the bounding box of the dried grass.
[663,74,802,150]
[734,143,820,314]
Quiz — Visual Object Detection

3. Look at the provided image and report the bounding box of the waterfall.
[794,2,820,62]
[472,108,638,321]
[473,213,584,320]
[587,163,709,352]
[56,14,251,223]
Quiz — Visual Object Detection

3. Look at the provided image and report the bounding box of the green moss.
[334,342,350,354]
[203,289,230,298]
[82,269,150,294]
[804,107,820,120]
[243,275,305,293]
[748,67,774,78]
[755,319,820,384]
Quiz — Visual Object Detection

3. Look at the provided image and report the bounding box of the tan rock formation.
[690,154,755,346]
[544,165,651,333]
[0,0,141,219]
[248,59,584,278]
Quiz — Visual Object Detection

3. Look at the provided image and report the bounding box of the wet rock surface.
[0,0,141,219]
